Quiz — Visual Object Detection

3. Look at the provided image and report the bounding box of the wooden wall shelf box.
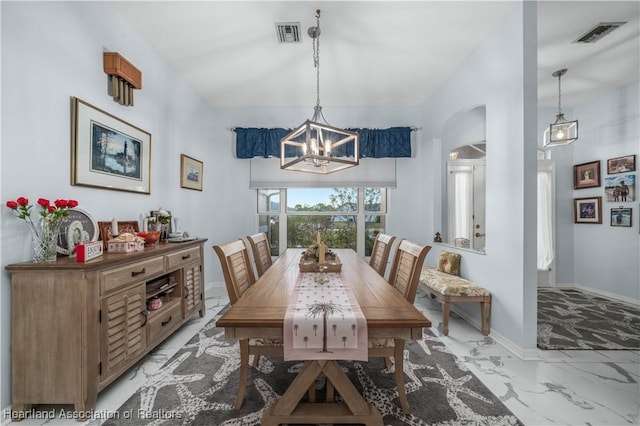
[6,239,207,418]
[103,52,142,89]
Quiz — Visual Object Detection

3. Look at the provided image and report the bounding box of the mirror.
[441,106,486,253]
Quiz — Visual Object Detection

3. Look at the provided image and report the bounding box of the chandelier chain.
[557,72,563,115]
[313,11,321,109]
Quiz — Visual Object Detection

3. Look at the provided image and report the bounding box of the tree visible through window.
[257,188,386,257]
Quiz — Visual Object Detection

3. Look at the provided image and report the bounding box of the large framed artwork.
[71,97,151,194]
[180,154,203,191]
[573,160,600,189]
[573,196,602,224]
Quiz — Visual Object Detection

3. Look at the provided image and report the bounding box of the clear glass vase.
[31,216,63,262]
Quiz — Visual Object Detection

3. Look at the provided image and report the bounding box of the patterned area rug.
[102,312,522,426]
[537,288,640,350]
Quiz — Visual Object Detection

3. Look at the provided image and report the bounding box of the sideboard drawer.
[147,299,181,344]
[165,246,201,271]
[100,257,165,296]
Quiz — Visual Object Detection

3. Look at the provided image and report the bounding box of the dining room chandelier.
[543,68,578,147]
[280,9,359,174]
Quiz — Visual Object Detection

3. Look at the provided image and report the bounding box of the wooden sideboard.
[5,238,207,419]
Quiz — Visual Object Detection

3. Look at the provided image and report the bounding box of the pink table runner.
[283,272,368,361]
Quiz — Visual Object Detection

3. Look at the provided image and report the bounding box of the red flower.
[67,200,79,208]
[6,201,18,209]
[38,198,50,208]
[54,199,68,208]
[48,206,56,213]
[17,197,29,206]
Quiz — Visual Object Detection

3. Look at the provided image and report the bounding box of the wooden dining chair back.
[246,232,273,277]
[213,239,256,305]
[213,238,282,410]
[369,239,431,414]
[388,239,431,304]
[369,233,396,277]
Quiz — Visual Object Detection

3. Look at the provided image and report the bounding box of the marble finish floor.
[2,285,638,426]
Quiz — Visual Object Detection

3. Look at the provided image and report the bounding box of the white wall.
[0,2,227,408]
[419,2,539,352]
[548,81,640,300]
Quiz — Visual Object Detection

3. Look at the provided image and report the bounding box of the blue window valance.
[235,126,411,159]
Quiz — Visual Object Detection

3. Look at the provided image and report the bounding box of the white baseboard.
[554,282,639,306]
[448,306,539,360]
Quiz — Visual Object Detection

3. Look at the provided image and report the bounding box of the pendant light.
[543,68,578,147]
[280,10,359,174]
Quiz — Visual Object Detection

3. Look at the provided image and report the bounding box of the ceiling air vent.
[275,22,301,43]
[574,22,626,43]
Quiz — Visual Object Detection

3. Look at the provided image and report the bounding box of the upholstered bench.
[419,251,491,336]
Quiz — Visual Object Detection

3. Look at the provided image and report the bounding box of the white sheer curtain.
[537,169,554,270]
[448,169,472,242]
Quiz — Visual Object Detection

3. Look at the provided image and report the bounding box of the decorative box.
[107,239,145,253]
[299,257,342,273]
[76,241,104,263]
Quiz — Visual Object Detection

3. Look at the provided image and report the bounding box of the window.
[257,188,387,257]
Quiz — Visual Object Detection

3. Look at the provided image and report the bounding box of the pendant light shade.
[544,68,578,147]
[280,10,359,174]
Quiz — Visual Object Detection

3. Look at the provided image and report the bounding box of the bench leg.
[441,301,450,336]
[481,297,491,336]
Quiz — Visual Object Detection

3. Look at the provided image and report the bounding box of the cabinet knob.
[161,316,173,327]
[182,254,191,260]
[140,310,148,327]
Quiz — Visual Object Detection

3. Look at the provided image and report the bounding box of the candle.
[111,218,119,237]
[317,231,321,244]
[143,217,148,232]
[319,242,326,265]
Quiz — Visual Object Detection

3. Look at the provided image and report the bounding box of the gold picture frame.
[71,97,151,194]
[180,154,203,191]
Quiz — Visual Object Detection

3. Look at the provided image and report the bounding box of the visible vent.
[574,22,626,43]
[275,22,301,43]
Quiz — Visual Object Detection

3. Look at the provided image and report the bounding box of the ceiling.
[112,1,639,110]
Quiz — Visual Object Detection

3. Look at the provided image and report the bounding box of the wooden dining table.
[216,248,431,425]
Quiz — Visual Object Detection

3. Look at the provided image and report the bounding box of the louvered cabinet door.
[183,263,202,318]
[100,283,147,383]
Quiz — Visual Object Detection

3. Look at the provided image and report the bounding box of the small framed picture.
[604,174,635,202]
[573,160,600,189]
[573,196,602,224]
[98,220,140,249]
[180,154,203,191]
[607,154,635,174]
[610,207,632,227]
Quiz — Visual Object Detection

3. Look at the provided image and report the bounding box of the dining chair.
[368,239,431,414]
[368,233,396,278]
[213,239,283,409]
[246,232,273,277]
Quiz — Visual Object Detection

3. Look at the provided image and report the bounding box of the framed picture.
[610,207,632,227]
[71,97,151,194]
[98,220,140,249]
[180,154,203,191]
[57,208,99,256]
[607,154,636,174]
[573,196,602,224]
[604,174,635,202]
[573,160,600,189]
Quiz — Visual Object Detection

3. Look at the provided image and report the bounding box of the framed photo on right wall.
[610,207,632,227]
[573,196,602,224]
[607,154,635,174]
[573,160,600,189]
